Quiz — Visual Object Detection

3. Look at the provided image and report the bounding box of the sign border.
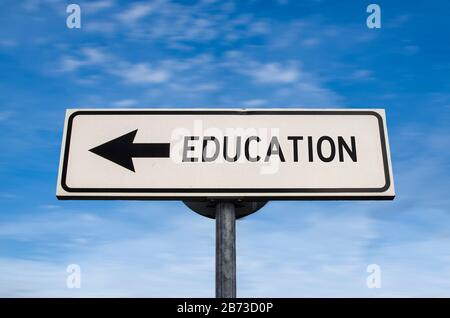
[58,109,393,200]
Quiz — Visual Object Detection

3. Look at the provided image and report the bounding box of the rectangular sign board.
[57,109,394,200]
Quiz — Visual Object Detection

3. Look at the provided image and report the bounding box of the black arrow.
[89,129,170,172]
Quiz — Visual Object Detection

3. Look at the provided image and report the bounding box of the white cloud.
[112,99,138,107]
[83,0,115,13]
[78,0,269,47]
[281,81,341,107]
[22,0,57,11]
[301,37,320,47]
[350,69,374,81]
[0,203,215,297]
[59,57,84,72]
[116,2,158,24]
[2,198,450,297]
[82,47,109,64]
[243,99,267,107]
[39,204,61,210]
[386,14,411,28]
[404,45,419,55]
[84,21,117,34]
[59,47,110,72]
[57,47,174,85]
[219,52,340,106]
[115,63,170,84]
[244,62,300,84]
[0,39,17,47]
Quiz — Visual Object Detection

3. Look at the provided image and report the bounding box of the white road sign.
[56,109,395,199]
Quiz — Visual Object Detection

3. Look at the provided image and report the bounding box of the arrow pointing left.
[89,129,170,172]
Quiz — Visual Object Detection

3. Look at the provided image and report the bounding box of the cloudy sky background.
[0,0,450,296]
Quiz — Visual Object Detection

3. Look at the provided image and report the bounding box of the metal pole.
[216,201,236,298]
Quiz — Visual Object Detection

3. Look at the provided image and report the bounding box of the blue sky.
[0,0,450,297]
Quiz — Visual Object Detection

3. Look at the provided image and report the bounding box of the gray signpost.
[57,108,395,298]
[184,200,266,298]
[216,202,236,298]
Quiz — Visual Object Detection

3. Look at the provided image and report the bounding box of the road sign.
[56,109,394,200]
